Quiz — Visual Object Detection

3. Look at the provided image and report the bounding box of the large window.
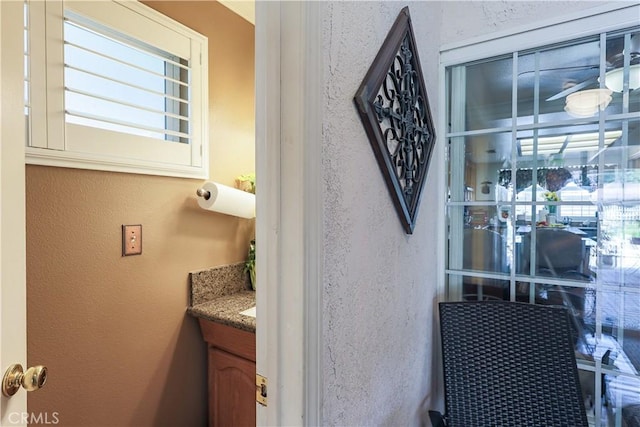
[444,7,639,427]
[24,0,208,178]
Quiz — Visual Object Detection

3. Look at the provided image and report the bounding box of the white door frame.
[2,0,325,425]
[255,1,323,425]
[0,0,28,424]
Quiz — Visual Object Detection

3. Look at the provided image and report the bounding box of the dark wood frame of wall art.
[353,6,436,234]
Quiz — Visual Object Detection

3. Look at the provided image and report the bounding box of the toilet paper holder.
[195,182,256,219]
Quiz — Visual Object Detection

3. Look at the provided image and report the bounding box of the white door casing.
[255,1,323,425]
[254,1,280,424]
[3,0,324,425]
[0,0,28,425]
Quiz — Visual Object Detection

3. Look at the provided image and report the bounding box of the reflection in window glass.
[606,31,640,115]
[451,56,513,132]
[446,26,640,427]
[517,37,603,125]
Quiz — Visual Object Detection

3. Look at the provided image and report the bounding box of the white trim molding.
[440,3,640,66]
[255,0,324,425]
[254,2,280,425]
[0,0,28,422]
[302,1,323,424]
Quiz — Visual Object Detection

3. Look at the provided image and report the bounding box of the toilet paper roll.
[197,181,255,219]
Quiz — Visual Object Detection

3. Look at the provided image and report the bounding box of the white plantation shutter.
[64,12,191,144]
[25,0,208,179]
[24,1,30,138]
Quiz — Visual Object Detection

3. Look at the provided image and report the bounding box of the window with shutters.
[25,0,208,178]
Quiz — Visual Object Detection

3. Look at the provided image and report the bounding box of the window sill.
[25,146,208,179]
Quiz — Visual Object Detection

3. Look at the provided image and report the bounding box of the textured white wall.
[441,1,611,44]
[320,1,620,426]
[322,2,442,425]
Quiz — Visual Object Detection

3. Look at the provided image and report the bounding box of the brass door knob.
[2,364,47,397]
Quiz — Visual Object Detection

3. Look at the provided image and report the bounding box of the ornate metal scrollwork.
[354,7,436,234]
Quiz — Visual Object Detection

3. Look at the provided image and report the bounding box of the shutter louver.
[63,11,191,145]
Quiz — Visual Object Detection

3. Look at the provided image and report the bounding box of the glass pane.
[514,281,535,304]
[597,285,640,427]
[448,204,515,297]
[448,133,514,203]
[516,119,620,162]
[65,21,166,89]
[602,370,640,427]
[605,30,640,115]
[517,226,596,281]
[63,14,190,142]
[548,282,596,343]
[599,288,640,362]
[64,66,167,114]
[447,273,510,302]
[514,123,623,224]
[446,26,640,427]
[518,37,603,125]
[596,119,640,288]
[462,222,511,272]
[449,56,513,132]
[462,280,510,301]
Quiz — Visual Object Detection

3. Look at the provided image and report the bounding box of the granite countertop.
[188,290,255,332]
[187,263,256,333]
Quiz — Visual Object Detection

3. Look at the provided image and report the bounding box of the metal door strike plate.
[256,374,267,406]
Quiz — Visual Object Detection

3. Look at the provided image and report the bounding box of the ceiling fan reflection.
[545,33,640,101]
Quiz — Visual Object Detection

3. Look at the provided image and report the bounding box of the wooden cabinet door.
[209,347,256,427]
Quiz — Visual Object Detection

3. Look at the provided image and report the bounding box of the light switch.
[122,225,142,256]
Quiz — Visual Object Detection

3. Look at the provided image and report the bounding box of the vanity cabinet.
[198,318,256,427]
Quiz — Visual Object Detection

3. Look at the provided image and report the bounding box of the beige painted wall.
[26,2,255,425]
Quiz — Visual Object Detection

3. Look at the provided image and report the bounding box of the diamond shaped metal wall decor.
[353,7,436,234]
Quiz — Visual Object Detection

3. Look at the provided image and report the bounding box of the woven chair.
[430,301,588,427]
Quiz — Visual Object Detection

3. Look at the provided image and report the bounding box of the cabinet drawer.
[199,318,255,362]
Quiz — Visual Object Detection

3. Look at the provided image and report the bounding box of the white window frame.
[440,3,640,295]
[25,0,209,179]
[439,4,640,427]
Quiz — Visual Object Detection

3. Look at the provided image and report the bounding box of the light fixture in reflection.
[564,88,612,118]
[519,130,622,156]
[604,64,640,92]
